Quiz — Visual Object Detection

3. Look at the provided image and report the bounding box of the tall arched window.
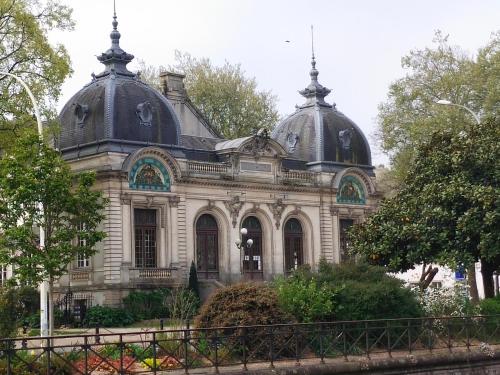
[196,214,219,279]
[241,216,263,280]
[284,218,303,273]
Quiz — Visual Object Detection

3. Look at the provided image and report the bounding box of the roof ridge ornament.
[298,25,332,108]
[96,0,135,78]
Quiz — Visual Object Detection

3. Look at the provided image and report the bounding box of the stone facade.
[53,13,380,309]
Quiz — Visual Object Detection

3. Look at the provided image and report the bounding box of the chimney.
[160,71,187,102]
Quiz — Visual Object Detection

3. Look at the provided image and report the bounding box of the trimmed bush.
[195,283,295,359]
[83,306,135,327]
[196,283,293,328]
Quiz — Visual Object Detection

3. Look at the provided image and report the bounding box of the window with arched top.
[337,175,366,204]
[241,216,263,280]
[284,218,303,273]
[196,214,219,279]
[129,157,170,191]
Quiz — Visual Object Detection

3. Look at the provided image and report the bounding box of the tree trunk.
[467,265,480,303]
[419,263,438,290]
[481,259,496,299]
[48,279,54,336]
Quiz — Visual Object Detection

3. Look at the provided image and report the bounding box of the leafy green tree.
[0,0,73,149]
[137,51,280,139]
[377,31,499,183]
[351,118,500,297]
[0,133,107,333]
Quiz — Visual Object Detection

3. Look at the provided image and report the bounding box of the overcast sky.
[51,0,500,166]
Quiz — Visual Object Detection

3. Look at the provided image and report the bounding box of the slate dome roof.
[272,56,371,167]
[59,13,180,151]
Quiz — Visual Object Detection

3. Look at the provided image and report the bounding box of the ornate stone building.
[54,14,379,309]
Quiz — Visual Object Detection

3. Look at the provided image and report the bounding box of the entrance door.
[196,214,219,279]
[242,216,263,280]
[284,218,303,274]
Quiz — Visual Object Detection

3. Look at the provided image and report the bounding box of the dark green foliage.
[17,286,39,319]
[319,262,423,321]
[480,296,500,316]
[351,118,500,296]
[274,270,338,323]
[0,286,19,338]
[195,283,294,328]
[82,306,135,327]
[122,289,169,320]
[188,261,200,300]
[275,261,422,322]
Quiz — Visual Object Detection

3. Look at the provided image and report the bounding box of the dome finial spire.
[311,25,316,69]
[96,0,135,77]
[298,25,331,107]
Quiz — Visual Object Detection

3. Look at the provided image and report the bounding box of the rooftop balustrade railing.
[1,315,499,374]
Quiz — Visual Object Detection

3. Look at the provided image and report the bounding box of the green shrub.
[122,289,169,320]
[0,286,19,339]
[195,283,295,359]
[274,275,338,322]
[83,305,135,327]
[17,286,39,319]
[480,295,500,315]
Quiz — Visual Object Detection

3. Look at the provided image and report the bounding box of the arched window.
[284,218,303,273]
[337,175,366,204]
[241,216,263,280]
[196,214,219,279]
[129,158,170,191]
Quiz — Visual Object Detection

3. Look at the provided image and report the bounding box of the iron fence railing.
[1,315,499,374]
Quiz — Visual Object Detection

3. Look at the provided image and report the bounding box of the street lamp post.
[436,99,480,125]
[0,71,49,338]
[235,227,253,274]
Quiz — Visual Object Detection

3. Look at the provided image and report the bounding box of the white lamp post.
[436,99,480,125]
[235,227,253,274]
[0,72,48,338]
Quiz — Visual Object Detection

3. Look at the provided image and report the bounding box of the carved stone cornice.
[268,198,286,229]
[168,195,180,208]
[223,196,244,228]
[330,205,339,216]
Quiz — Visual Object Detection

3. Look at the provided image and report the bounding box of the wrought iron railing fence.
[1,315,499,374]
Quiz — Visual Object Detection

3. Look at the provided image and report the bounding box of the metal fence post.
[83,335,88,375]
[214,330,219,374]
[119,334,124,375]
[343,323,348,362]
[95,324,100,344]
[6,340,12,375]
[269,326,275,369]
[386,320,392,358]
[447,319,452,353]
[364,321,370,360]
[407,320,412,354]
[46,337,51,375]
[183,328,189,374]
[152,331,157,375]
[294,325,301,366]
[240,327,248,371]
[319,323,325,364]
[465,317,471,352]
